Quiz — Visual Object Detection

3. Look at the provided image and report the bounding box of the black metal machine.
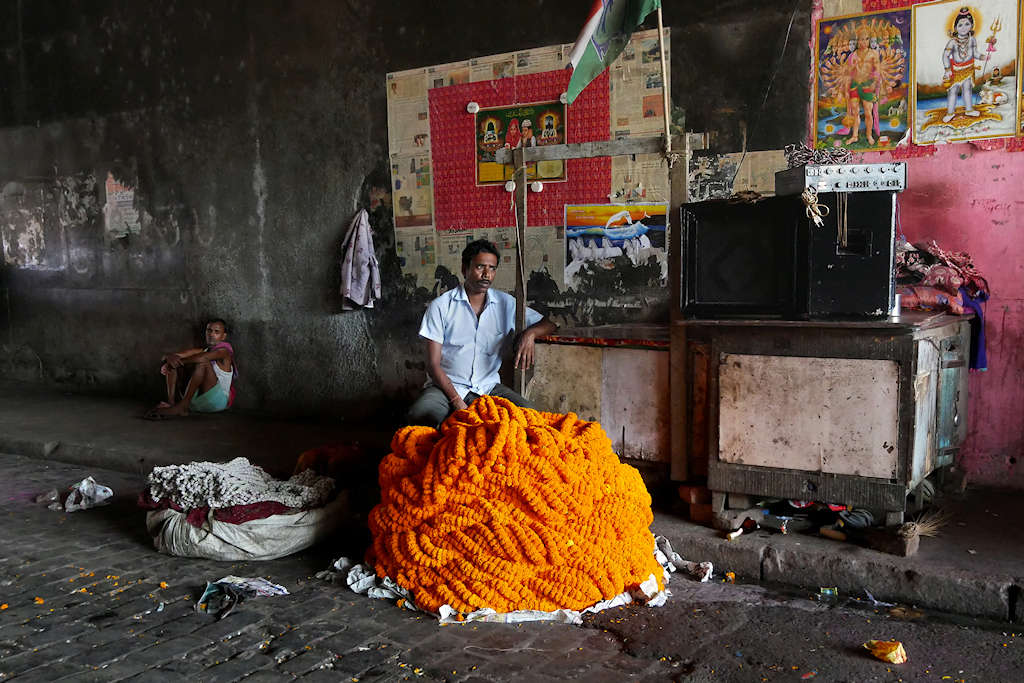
[678,162,906,319]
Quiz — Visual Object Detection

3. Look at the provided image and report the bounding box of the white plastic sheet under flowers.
[322,535,712,625]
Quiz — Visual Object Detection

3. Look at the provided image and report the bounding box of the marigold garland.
[367,396,664,614]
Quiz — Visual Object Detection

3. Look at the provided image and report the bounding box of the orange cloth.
[368,396,664,614]
[943,57,975,87]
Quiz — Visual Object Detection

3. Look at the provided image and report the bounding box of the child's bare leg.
[155,363,216,416]
[164,366,178,406]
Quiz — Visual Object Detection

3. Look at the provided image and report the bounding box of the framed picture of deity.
[912,0,1020,144]
[475,101,567,185]
[814,9,912,152]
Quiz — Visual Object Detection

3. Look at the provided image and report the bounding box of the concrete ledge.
[762,541,1011,621]
[0,381,392,478]
[654,502,1021,623]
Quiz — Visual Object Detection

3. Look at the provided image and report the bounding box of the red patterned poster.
[429,69,611,231]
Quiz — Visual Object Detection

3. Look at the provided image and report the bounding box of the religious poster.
[564,204,668,292]
[475,101,567,185]
[912,0,1020,144]
[814,9,912,151]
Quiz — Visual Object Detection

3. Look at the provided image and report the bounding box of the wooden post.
[513,147,528,396]
[656,7,672,158]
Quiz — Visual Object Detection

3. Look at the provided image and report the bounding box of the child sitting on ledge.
[145,318,236,419]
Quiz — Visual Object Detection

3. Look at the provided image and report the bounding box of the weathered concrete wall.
[861,145,1024,489]
[0,1,809,423]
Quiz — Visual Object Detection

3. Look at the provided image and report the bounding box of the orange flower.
[367,396,663,614]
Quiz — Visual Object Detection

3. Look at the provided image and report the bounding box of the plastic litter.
[326,535,709,625]
[819,587,838,599]
[34,489,59,505]
[195,575,288,620]
[839,509,875,528]
[864,589,895,608]
[863,639,908,664]
[63,477,114,512]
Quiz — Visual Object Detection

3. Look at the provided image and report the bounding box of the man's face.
[463,252,498,294]
[522,124,533,138]
[206,322,227,345]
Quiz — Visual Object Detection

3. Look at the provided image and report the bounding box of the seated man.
[407,239,557,426]
[146,318,236,418]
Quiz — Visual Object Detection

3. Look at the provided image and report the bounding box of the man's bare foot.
[866,135,875,145]
[846,135,859,145]
[157,401,172,408]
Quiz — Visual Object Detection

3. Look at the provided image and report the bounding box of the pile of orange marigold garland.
[367,396,664,615]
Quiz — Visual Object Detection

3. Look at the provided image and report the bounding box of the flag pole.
[656,6,672,161]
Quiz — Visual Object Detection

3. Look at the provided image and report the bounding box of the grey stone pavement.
[3,453,1024,683]
[1,380,1022,624]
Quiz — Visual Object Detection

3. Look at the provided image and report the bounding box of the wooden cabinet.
[671,312,971,518]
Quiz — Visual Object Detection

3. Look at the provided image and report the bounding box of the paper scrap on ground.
[323,536,711,624]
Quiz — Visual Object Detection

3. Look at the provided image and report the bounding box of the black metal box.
[679,192,896,319]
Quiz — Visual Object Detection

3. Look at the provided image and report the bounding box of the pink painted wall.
[807,0,1024,489]
[864,144,1024,489]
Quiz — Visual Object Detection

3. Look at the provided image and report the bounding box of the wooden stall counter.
[529,324,670,464]
[672,311,972,523]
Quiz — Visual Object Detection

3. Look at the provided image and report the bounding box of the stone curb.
[654,512,1019,622]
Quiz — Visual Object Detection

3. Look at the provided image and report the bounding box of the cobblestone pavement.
[3,453,1023,683]
[0,454,676,682]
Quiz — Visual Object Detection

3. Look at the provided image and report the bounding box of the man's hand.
[450,396,468,411]
[514,330,537,370]
[163,353,184,369]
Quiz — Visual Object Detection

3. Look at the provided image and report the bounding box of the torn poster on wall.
[912,0,1020,144]
[104,172,141,238]
[564,203,667,295]
[814,8,911,152]
[686,150,788,203]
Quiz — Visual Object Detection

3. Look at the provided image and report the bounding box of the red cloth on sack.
[138,491,293,528]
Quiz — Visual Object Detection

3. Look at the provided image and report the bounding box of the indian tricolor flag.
[566,0,662,104]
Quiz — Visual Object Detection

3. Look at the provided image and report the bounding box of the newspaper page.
[470,53,516,82]
[391,154,433,228]
[387,70,430,156]
[515,45,567,75]
[394,225,438,290]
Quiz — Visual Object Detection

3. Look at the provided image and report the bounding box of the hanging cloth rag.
[339,209,381,310]
[959,287,988,371]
